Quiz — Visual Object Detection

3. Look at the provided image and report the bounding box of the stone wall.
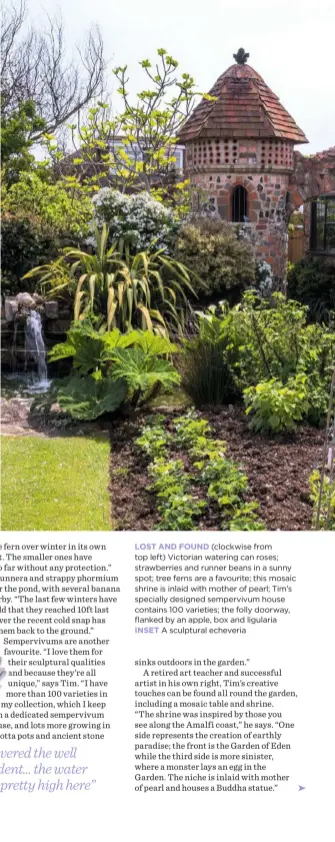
[292,146,335,202]
[188,169,290,280]
[1,295,71,371]
[183,143,335,278]
[182,135,296,282]
[290,147,335,251]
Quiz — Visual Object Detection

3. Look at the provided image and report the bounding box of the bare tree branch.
[1,1,106,139]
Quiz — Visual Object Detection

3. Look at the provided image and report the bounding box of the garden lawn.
[1,434,112,530]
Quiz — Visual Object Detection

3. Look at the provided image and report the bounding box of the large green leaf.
[48,342,76,362]
[133,332,177,355]
[49,324,177,376]
[49,327,108,375]
[49,324,145,374]
[103,329,140,349]
[57,375,127,420]
[109,347,180,392]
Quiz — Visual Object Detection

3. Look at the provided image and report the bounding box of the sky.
[27,0,335,155]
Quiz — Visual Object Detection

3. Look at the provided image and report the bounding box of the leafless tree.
[1,0,106,140]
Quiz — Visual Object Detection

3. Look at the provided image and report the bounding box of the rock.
[16,292,36,309]
[1,320,11,337]
[45,301,59,319]
[4,298,18,322]
[0,348,12,365]
[33,293,45,305]
[46,318,71,334]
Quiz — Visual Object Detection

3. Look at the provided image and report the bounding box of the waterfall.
[11,319,18,371]
[25,310,48,382]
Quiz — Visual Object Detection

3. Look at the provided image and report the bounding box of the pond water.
[1,373,52,400]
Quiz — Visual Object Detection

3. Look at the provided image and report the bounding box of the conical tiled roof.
[179,61,308,144]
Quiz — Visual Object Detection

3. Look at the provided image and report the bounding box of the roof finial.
[233,48,249,65]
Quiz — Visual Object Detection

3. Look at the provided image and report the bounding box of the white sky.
[28,0,335,155]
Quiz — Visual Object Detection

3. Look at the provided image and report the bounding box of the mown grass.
[1,434,113,530]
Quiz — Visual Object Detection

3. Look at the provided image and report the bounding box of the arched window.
[231,186,248,222]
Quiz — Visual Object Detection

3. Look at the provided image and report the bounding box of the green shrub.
[1,101,46,185]
[297,323,335,425]
[179,293,335,422]
[305,382,330,427]
[180,293,311,406]
[244,375,309,433]
[3,173,92,238]
[181,292,310,397]
[56,374,128,421]
[179,306,241,407]
[49,322,150,376]
[172,217,255,303]
[179,340,238,407]
[49,324,180,421]
[26,224,195,335]
[287,257,335,323]
[1,214,62,295]
[225,292,309,388]
[2,173,92,295]
[217,294,333,386]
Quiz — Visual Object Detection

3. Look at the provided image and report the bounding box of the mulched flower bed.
[109,405,325,531]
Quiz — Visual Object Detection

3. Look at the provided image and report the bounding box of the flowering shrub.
[254,260,274,298]
[91,189,180,252]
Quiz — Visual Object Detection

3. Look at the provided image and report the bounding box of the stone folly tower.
[178,49,308,282]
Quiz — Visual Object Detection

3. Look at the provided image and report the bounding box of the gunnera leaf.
[109,347,180,391]
[57,375,127,420]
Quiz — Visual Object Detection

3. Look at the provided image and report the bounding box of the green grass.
[1,434,113,530]
[149,387,192,410]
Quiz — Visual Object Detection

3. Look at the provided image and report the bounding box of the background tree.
[1,99,46,182]
[49,49,215,210]
[1,1,105,140]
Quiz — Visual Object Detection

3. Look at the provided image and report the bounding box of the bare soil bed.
[109,406,325,531]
